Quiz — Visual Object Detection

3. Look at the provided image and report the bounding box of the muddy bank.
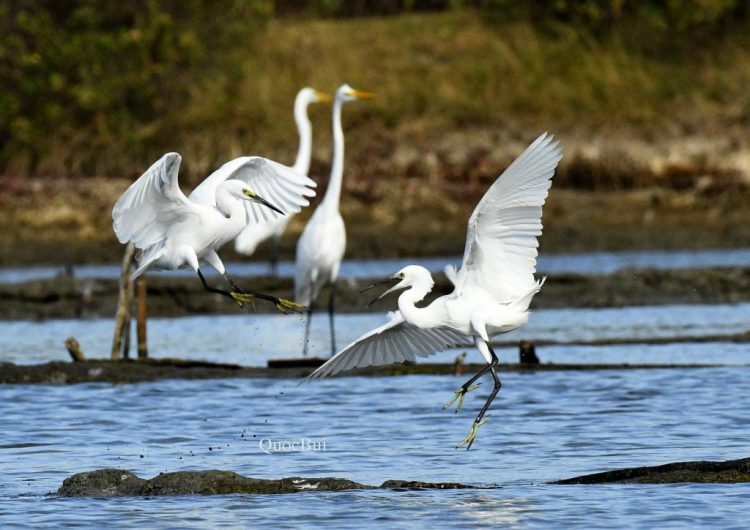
[56,468,483,497]
[0,359,727,385]
[2,266,750,321]
[554,457,750,484]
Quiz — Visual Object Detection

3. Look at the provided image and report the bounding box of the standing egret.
[234,88,332,274]
[305,133,562,449]
[295,84,375,355]
[113,152,316,312]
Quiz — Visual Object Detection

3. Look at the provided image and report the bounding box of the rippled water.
[2,250,750,527]
[1,247,749,284]
[3,302,749,366]
[2,367,749,527]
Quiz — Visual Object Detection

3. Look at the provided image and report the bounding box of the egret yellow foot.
[456,417,489,450]
[230,292,255,309]
[276,298,305,314]
[443,384,481,413]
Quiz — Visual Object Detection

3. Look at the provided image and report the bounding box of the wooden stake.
[137,275,148,358]
[111,243,136,361]
[65,337,86,362]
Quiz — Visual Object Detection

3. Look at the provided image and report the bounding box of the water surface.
[1,247,749,284]
[1,367,749,527]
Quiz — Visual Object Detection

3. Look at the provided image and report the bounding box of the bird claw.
[230,292,255,309]
[443,384,481,413]
[276,298,305,314]
[456,416,490,450]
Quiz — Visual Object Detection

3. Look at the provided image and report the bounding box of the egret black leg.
[196,270,303,314]
[475,366,502,425]
[459,352,498,392]
[443,345,499,414]
[455,342,502,450]
[302,304,315,356]
[199,270,233,297]
[221,272,284,305]
[328,282,337,356]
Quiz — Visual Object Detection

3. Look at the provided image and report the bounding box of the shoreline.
[1,265,748,321]
[0,358,735,386]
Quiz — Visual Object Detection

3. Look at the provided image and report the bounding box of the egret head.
[224,180,284,215]
[297,87,332,106]
[336,83,376,103]
[362,265,433,308]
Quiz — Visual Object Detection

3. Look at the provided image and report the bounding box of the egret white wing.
[454,133,562,301]
[112,152,198,249]
[305,312,468,380]
[188,156,316,225]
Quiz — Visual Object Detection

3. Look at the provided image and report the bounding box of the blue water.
[1,368,749,527]
[2,248,750,527]
[3,302,748,366]
[1,247,749,284]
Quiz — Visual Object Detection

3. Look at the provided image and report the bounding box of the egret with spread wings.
[112,153,316,312]
[305,133,562,448]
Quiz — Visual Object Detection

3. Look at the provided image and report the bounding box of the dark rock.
[552,457,750,484]
[58,469,145,497]
[381,480,482,490]
[56,469,483,497]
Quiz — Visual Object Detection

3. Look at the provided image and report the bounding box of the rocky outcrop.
[553,457,750,484]
[57,469,483,497]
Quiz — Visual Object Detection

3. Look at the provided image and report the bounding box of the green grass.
[4,9,750,184]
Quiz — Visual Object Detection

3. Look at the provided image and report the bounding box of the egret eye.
[243,189,256,197]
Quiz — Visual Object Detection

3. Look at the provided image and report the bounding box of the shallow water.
[2,258,750,527]
[3,302,749,366]
[1,367,749,527]
[1,247,749,284]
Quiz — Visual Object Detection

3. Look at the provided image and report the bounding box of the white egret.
[112,152,316,312]
[295,84,375,355]
[234,88,332,274]
[306,133,562,449]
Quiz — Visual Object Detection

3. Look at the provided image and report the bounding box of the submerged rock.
[553,457,750,484]
[57,469,485,497]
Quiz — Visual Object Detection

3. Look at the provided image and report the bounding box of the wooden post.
[122,271,135,359]
[111,243,136,360]
[136,275,148,358]
[65,337,86,362]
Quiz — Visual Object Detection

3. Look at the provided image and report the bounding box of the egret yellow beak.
[347,89,376,100]
[314,91,333,103]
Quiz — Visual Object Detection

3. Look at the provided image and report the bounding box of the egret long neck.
[292,98,312,175]
[321,98,345,212]
[397,280,436,329]
[215,187,248,238]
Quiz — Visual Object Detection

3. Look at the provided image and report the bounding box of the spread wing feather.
[188,156,316,225]
[454,133,562,301]
[305,312,468,381]
[112,153,197,249]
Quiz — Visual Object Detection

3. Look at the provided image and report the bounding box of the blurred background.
[2,0,750,264]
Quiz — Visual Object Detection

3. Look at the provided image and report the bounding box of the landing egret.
[234,88,331,274]
[306,133,562,449]
[112,152,316,312]
[295,84,375,355]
